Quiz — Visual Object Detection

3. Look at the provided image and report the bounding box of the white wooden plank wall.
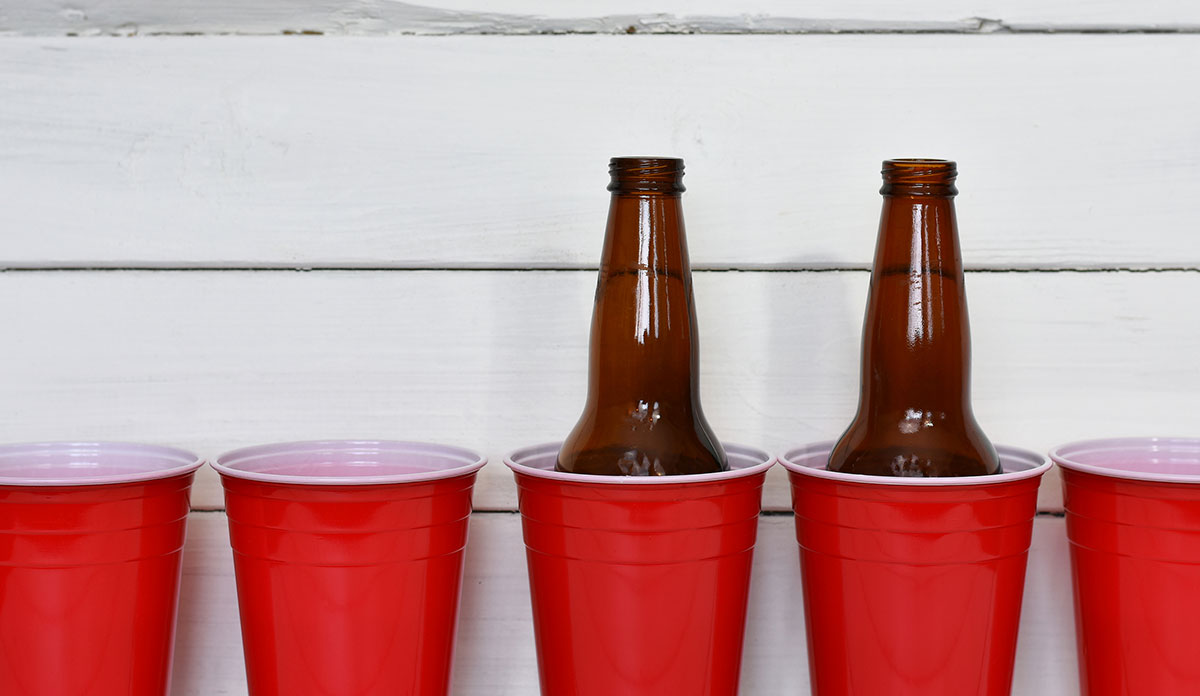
[1,3,1197,694]
[3,36,1200,269]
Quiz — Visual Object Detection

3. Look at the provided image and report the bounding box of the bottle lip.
[880,158,958,196]
[884,158,956,168]
[608,156,686,194]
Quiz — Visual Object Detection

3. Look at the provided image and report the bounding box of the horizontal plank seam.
[2,266,1198,274]
[189,508,1068,517]
[25,23,1200,38]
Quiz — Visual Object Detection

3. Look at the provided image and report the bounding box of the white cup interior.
[0,442,202,486]
[213,440,485,485]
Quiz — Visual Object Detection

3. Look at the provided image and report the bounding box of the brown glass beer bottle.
[828,159,1000,477]
[556,157,728,476]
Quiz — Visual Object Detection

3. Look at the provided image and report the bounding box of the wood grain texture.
[0,20,1173,694]
[1,269,1195,512]
[2,36,1199,269]
[4,0,1199,36]
[171,511,1079,695]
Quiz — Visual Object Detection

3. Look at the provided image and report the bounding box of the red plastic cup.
[781,442,1050,696]
[0,441,202,695]
[506,442,773,696]
[1052,437,1200,696]
[213,440,485,696]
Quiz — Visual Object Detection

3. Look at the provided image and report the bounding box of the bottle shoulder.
[828,416,1000,477]
[557,403,727,476]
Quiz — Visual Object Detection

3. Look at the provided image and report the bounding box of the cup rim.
[780,441,1051,486]
[212,439,486,486]
[0,441,203,487]
[1050,436,1200,483]
[505,441,773,484]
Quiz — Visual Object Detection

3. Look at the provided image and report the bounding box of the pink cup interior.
[213,440,486,485]
[0,442,202,486]
[1051,437,1200,483]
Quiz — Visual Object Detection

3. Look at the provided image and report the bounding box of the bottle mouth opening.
[881,158,957,195]
[609,156,685,193]
[886,158,954,166]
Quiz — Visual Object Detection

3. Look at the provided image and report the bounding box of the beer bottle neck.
[861,160,972,415]
[588,159,697,408]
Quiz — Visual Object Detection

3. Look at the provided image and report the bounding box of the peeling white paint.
[2,0,1199,35]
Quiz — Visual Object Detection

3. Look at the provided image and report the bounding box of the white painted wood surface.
[5,0,1199,36]
[172,511,1079,695]
[1,270,1197,512]
[3,36,1200,269]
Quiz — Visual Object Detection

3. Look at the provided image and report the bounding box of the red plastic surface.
[1063,468,1200,695]
[220,472,479,696]
[513,468,767,696]
[0,473,196,695]
[788,470,1042,696]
